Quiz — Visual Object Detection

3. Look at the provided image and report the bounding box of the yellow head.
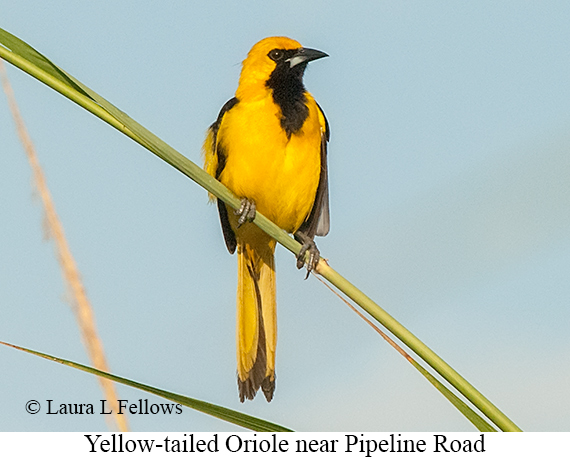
[236,36,328,101]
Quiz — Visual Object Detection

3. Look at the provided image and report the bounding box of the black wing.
[211,97,239,254]
[296,102,330,240]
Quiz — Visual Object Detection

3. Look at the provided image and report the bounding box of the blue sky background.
[1,1,569,431]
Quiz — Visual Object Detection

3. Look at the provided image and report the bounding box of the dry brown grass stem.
[0,59,129,432]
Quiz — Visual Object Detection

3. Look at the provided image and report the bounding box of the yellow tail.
[236,233,277,402]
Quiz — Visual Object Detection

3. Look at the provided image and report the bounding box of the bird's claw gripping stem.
[295,232,320,279]
[235,198,256,227]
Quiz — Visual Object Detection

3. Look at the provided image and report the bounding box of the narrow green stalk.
[0,27,521,431]
[318,262,522,432]
[0,341,292,432]
[317,276,497,432]
[318,262,520,431]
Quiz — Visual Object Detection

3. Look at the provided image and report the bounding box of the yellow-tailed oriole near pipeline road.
[203,37,329,402]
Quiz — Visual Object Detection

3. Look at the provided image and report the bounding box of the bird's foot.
[295,232,320,279]
[235,198,256,227]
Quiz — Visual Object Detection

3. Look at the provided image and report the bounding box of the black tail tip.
[238,375,275,402]
[261,377,275,402]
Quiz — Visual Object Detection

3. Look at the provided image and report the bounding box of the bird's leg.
[294,231,320,278]
[235,197,256,227]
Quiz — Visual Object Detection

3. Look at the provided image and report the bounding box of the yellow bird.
[203,36,329,402]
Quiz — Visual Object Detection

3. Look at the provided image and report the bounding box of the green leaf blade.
[0,27,92,99]
[0,341,292,432]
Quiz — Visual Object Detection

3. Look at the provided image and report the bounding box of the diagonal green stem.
[0,29,521,431]
[317,276,497,432]
[0,341,292,432]
[318,263,516,431]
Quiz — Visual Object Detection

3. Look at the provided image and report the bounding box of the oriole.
[203,36,329,402]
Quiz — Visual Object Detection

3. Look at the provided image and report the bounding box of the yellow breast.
[217,93,322,234]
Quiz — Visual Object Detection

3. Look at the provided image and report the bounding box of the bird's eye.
[268,49,284,62]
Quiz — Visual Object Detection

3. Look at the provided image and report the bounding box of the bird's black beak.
[287,47,329,68]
